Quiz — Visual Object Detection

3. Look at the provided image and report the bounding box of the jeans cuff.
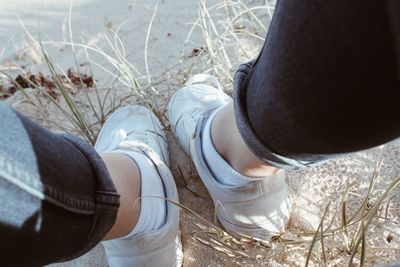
[59,134,120,260]
[233,61,318,169]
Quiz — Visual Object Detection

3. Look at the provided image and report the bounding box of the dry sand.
[0,0,399,266]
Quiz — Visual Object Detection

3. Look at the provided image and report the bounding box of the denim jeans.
[234,0,400,169]
[0,103,119,266]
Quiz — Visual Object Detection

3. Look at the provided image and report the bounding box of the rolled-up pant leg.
[234,0,400,169]
[0,103,119,266]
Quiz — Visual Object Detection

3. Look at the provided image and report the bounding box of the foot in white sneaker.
[95,105,183,267]
[168,74,291,240]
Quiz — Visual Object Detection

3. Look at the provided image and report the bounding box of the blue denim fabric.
[0,103,119,266]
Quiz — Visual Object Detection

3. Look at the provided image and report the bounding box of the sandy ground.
[1,0,399,266]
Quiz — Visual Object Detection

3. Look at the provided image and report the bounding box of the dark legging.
[234,0,400,168]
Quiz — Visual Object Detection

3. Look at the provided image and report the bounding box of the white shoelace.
[174,74,230,138]
[185,74,228,114]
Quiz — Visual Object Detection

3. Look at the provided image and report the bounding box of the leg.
[232,0,400,169]
[0,103,182,266]
[211,102,278,177]
[101,153,141,240]
[0,103,119,266]
[169,0,399,240]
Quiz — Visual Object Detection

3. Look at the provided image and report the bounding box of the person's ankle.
[228,155,279,178]
[211,103,279,178]
[101,152,141,240]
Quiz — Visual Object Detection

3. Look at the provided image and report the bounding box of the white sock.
[119,150,167,237]
[101,150,167,267]
[201,108,263,186]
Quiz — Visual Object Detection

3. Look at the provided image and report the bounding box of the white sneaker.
[168,74,291,240]
[95,105,183,267]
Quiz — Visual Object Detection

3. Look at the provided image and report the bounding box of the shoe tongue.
[104,129,127,150]
[187,87,227,117]
[112,129,127,138]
